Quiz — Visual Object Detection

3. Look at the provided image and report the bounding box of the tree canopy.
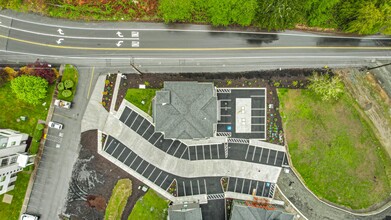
[11,75,48,105]
[308,72,344,101]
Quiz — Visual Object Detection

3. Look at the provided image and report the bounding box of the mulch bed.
[102,74,117,112]
[64,130,145,220]
[114,69,325,144]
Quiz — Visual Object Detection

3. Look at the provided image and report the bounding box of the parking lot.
[104,136,225,198]
[227,177,275,198]
[216,88,267,139]
[228,143,289,167]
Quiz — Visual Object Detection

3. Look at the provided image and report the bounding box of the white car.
[48,121,63,130]
[20,213,39,220]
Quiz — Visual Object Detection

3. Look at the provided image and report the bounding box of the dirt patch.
[65,130,145,220]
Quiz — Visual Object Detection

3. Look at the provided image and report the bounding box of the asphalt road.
[0,10,390,72]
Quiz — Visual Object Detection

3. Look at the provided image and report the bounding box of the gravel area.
[64,130,145,220]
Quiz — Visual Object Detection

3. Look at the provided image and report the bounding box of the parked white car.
[20,213,39,220]
[48,121,63,130]
[54,99,71,109]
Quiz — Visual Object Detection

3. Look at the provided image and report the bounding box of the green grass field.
[278,89,391,209]
[128,190,168,220]
[0,82,55,136]
[125,89,157,116]
[0,171,31,220]
[57,64,79,102]
[105,179,132,220]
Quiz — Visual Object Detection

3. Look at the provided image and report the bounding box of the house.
[153,81,218,139]
[0,129,34,195]
[168,203,203,220]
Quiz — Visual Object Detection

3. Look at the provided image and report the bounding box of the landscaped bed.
[57,64,79,102]
[278,88,391,209]
[127,190,169,220]
[105,179,133,220]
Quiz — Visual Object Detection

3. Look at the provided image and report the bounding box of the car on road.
[48,121,63,130]
[20,213,39,220]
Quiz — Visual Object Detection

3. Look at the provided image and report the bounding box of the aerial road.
[0,10,390,71]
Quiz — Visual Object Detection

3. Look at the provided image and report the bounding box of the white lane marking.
[274,152,278,165]
[110,143,120,156]
[153,133,163,145]
[116,31,123,37]
[248,180,252,194]
[135,118,145,133]
[135,160,144,171]
[57,28,64,35]
[197,180,201,194]
[129,156,138,167]
[129,114,139,128]
[56,38,64,44]
[117,147,126,160]
[141,124,151,136]
[209,145,212,159]
[132,41,139,47]
[266,149,271,164]
[0,24,139,40]
[251,147,256,161]
[241,179,245,193]
[190,181,194,195]
[195,146,198,160]
[123,151,132,165]
[0,50,389,60]
[202,145,205,160]
[0,14,389,39]
[173,143,181,156]
[106,138,114,151]
[131,31,139,38]
[166,140,175,153]
[234,178,238,192]
[116,40,123,47]
[259,148,264,162]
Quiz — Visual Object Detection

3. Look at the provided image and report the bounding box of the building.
[230,201,294,220]
[153,81,218,139]
[0,129,34,195]
[168,203,203,220]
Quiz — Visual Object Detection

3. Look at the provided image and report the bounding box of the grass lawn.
[0,82,55,136]
[128,190,169,220]
[57,64,79,102]
[105,179,132,220]
[0,171,31,220]
[278,89,391,209]
[125,89,157,116]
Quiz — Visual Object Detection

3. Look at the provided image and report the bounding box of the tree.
[208,0,257,26]
[11,75,48,105]
[159,0,194,23]
[256,0,302,30]
[346,2,383,34]
[308,72,344,101]
[305,0,340,27]
[26,60,58,84]
[0,69,9,87]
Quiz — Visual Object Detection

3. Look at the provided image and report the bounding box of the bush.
[62,90,72,98]
[308,72,344,101]
[57,82,64,91]
[33,129,43,140]
[64,79,74,89]
[11,75,48,105]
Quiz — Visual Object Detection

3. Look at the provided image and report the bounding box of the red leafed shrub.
[26,59,59,84]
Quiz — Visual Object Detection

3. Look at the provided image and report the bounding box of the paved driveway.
[26,66,99,219]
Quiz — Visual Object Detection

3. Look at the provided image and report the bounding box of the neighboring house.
[230,201,294,220]
[0,129,34,195]
[153,81,218,140]
[168,203,203,220]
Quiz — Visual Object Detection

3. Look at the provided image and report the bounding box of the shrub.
[144,81,150,87]
[4,67,18,80]
[273,81,281,87]
[226,80,232,86]
[57,82,64,91]
[11,75,48,105]
[62,89,72,98]
[64,79,74,89]
[27,60,58,84]
[292,81,299,87]
[36,123,45,130]
[308,72,344,101]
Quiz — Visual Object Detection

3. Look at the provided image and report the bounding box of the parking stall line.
[129,115,140,128]
[195,146,198,160]
[173,143,181,156]
[180,147,187,159]
[135,118,145,133]
[147,167,156,179]
[282,153,286,165]
[245,145,250,160]
[262,182,266,195]
[166,140,175,153]
[188,146,191,160]
[141,124,152,136]
[209,145,212,158]
[183,181,187,196]
[255,182,259,195]
[217,145,220,158]
[251,147,256,161]
[123,110,131,124]
[129,155,139,167]
[274,152,278,165]
[190,181,194,195]
[122,151,132,164]
[202,146,205,160]
[258,148,264,162]
[136,161,146,173]
[248,180,252,194]
[160,175,169,187]
[153,134,163,145]
[154,171,163,183]
[266,149,271,164]
[110,143,120,156]
[204,179,208,194]
[197,180,201,194]
[241,180,245,193]
[117,147,126,159]
[141,163,150,176]
[234,178,238,192]
[106,138,114,150]
[147,132,156,141]
[226,177,230,191]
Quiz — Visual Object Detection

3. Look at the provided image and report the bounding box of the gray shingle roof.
[168,203,203,220]
[153,81,217,139]
[230,203,294,220]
